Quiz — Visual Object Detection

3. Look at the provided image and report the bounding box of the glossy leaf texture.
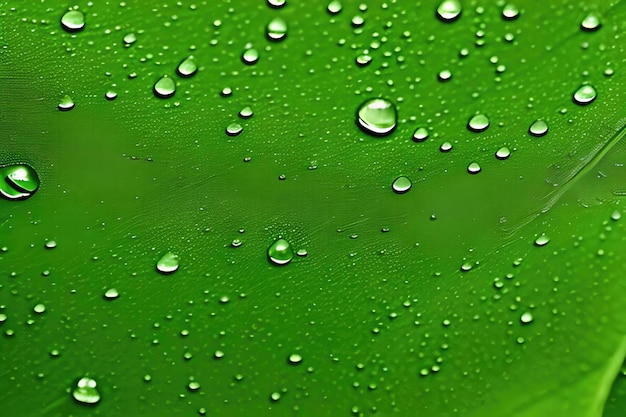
[1,1,625,416]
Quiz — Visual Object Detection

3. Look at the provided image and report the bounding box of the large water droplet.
[391,176,412,194]
[581,13,601,31]
[153,76,176,98]
[61,10,85,32]
[268,238,294,266]
[467,114,490,132]
[0,164,40,200]
[72,377,101,404]
[58,95,75,111]
[501,4,520,20]
[327,0,343,15]
[356,98,397,137]
[266,17,288,41]
[242,48,259,65]
[436,0,462,22]
[177,56,197,78]
[156,252,179,274]
[520,312,534,324]
[573,85,597,105]
[528,119,548,137]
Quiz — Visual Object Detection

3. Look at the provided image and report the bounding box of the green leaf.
[1,1,625,416]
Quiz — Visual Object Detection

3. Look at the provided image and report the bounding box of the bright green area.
[1,1,625,416]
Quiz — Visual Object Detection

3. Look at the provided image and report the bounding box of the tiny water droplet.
[33,303,46,314]
[266,17,288,41]
[61,10,85,32]
[268,238,294,266]
[226,123,243,136]
[239,106,253,119]
[72,377,101,404]
[529,119,549,137]
[439,142,453,152]
[356,98,397,137]
[58,95,75,111]
[581,13,601,31]
[153,76,176,98]
[534,235,550,247]
[104,288,119,300]
[270,392,281,402]
[156,252,179,274]
[467,162,481,174]
[412,127,429,142]
[242,48,259,65]
[520,312,534,324]
[296,249,308,257]
[327,0,343,15]
[44,240,57,249]
[0,164,40,200]
[188,381,201,391]
[391,176,412,194]
[105,90,117,100]
[573,85,597,105]
[123,33,136,45]
[467,114,490,132]
[438,69,452,81]
[495,147,511,160]
[288,354,302,364]
[436,0,462,22]
[501,4,520,20]
[356,54,372,67]
[177,56,197,77]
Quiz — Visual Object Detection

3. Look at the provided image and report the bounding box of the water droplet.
[611,210,621,221]
[467,162,481,174]
[105,90,117,100]
[356,98,397,137]
[267,0,286,8]
[573,85,597,105]
[501,4,520,20]
[270,392,281,402]
[226,123,243,136]
[355,54,372,67]
[351,15,365,28]
[528,119,549,137]
[439,142,453,152]
[412,127,429,142]
[327,0,342,15]
[177,56,197,78]
[45,240,57,249]
[0,164,40,200]
[520,312,534,324]
[214,350,225,359]
[72,377,101,404]
[436,0,462,22]
[288,354,302,364]
[581,13,601,31]
[495,147,511,160]
[391,176,412,194]
[534,235,550,247]
[438,69,452,81]
[266,17,288,41]
[467,114,490,132]
[188,381,201,391]
[231,239,243,247]
[156,252,179,274]
[242,48,259,65]
[153,76,176,98]
[33,303,46,314]
[268,238,294,266]
[239,106,253,119]
[296,249,308,257]
[58,95,75,111]
[123,33,136,45]
[61,10,85,32]
[104,288,119,300]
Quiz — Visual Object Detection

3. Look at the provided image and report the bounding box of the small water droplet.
[351,15,365,28]
[105,90,117,100]
[288,354,302,364]
[520,312,534,324]
[33,303,46,314]
[239,106,254,119]
[231,239,243,248]
[268,238,294,266]
[296,249,308,257]
[412,127,429,142]
[534,235,550,247]
[266,17,288,41]
[573,85,597,105]
[267,0,286,8]
[438,69,452,81]
[44,240,57,249]
[501,4,520,20]
[270,392,281,402]
[391,176,412,194]
[581,13,601,31]
[226,123,243,136]
[611,210,621,221]
[467,114,490,132]
[58,95,75,111]
[436,0,462,22]
[356,98,397,137]
[153,76,176,98]
[327,0,343,15]
[0,164,40,200]
[123,33,136,46]
[242,48,259,65]
[61,10,85,32]
[439,142,453,152]
[177,56,197,77]
[188,381,201,391]
[495,147,511,160]
[72,377,101,404]
[356,54,372,67]
[156,252,179,274]
[104,288,119,300]
[467,162,481,174]
[528,119,549,137]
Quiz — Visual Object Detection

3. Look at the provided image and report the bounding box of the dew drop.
[573,85,597,105]
[391,176,412,194]
[270,392,281,402]
[581,13,601,31]
[156,252,179,274]
[356,54,372,67]
[501,4,520,20]
[534,235,550,247]
[495,147,511,160]
[105,90,117,100]
[529,119,549,137]
[356,98,397,137]
[123,33,137,45]
[58,95,75,111]
[72,377,101,404]
[61,10,85,32]
[226,123,243,137]
[467,162,481,174]
[288,354,303,364]
[242,48,259,65]
[439,142,453,152]
[467,114,490,132]
[611,210,621,221]
[153,76,176,98]
[44,240,57,249]
[436,0,462,22]
[104,288,119,300]
[239,106,253,119]
[0,164,40,200]
[188,381,201,392]
[412,127,429,142]
[438,69,452,81]
[327,0,343,15]
[33,303,46,314]
[266,17,288,41]
[268,238,294,266]
[267,0,286,8]
[177,56,197,78]
[520,312,534,324]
